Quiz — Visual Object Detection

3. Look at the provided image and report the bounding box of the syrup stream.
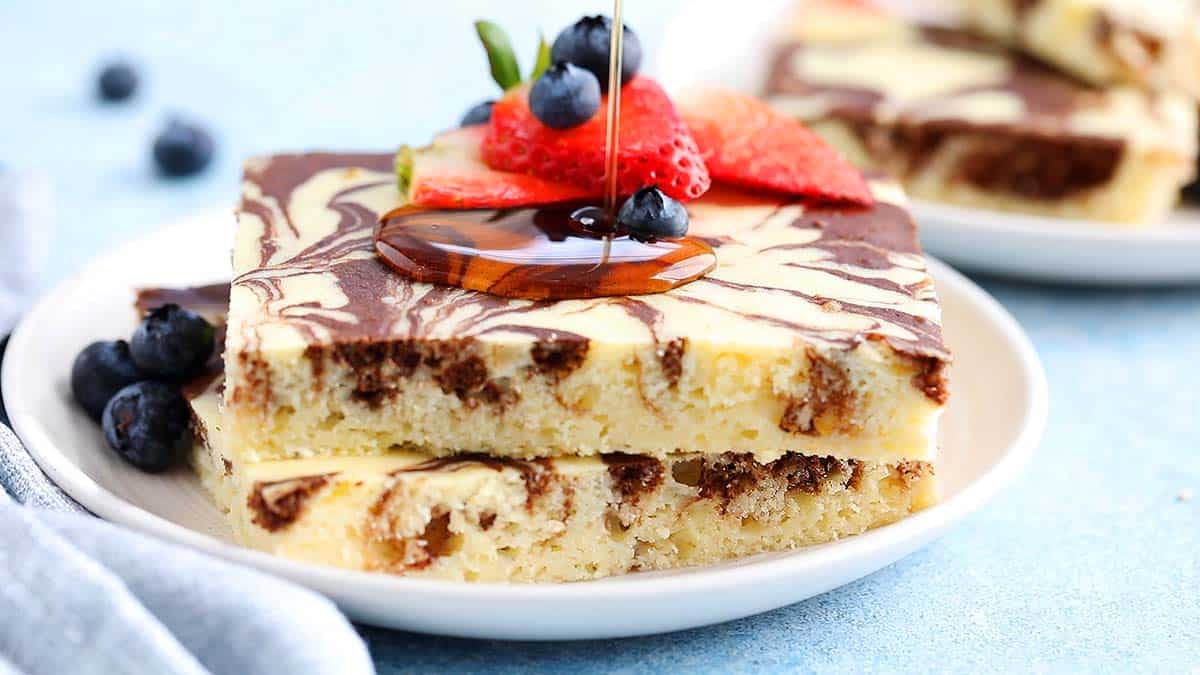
[597,0,624,267]
[602,0,624,216]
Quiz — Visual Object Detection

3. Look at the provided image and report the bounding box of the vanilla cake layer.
[959,0,1200,97]
[767,1,1197,224]
[190,387,937,582]
[225,153,949,465]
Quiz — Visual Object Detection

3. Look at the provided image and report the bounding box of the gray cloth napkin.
[0,423,83,513]
[0,166,375,675]
[0,170,50,335]
[0,404,375,675]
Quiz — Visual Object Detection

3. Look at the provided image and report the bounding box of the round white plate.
[656,0,1200,285]
[3,210,1047,640]
[911,201,1200,284]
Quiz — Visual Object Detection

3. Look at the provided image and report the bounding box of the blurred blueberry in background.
[97,61,139,102]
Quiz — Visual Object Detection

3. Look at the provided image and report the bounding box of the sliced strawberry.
[482,77,711,201]
[677,88,873,206]
[398,126,589,208]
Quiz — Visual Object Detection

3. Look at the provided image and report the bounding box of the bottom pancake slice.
[190,385,936,583]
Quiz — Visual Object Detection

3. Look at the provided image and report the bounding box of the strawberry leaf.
[475,20,522,91]
[395,145,415,198]
[530,33,551,80]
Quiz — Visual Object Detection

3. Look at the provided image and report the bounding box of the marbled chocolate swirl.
[767,16,1194,153]
[229,154,948,384]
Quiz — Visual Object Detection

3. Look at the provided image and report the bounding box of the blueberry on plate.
[102,381,191,472]
[550,15,642,91]
[70,340,145,421]
[129,303,215,378]
[617,186,690,242]
[460,100,495,126]
[529,62,601,130]
[153,119,215,177]
[97,61,138,102]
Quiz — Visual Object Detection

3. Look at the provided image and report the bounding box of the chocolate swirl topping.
[229,154,948,394]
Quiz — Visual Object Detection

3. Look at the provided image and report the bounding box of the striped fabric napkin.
[0,404,374,675]
[0,169,375,675]
[0,169,50,337]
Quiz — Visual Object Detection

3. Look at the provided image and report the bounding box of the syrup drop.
[569,205,616,234]
[374,203,716,301]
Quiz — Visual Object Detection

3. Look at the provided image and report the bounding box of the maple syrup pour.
[602,0,624,215]
[374,204,716,301]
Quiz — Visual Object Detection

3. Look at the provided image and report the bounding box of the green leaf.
[475,20,523,91]
[530,33,551,80]
[395,145,415,199]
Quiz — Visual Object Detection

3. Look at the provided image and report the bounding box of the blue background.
[3,1,1198,672]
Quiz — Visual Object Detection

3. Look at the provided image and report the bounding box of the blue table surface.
[5,1,1198,672]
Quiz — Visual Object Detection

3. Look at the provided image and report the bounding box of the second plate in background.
[655,0,1200,285]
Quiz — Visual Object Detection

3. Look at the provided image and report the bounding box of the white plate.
[656,0,1200,285]
[3,210,1047,640]
[912,201,1200,284]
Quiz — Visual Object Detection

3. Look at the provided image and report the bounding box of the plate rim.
[2,209,1048,620]
[911,199,1200,244]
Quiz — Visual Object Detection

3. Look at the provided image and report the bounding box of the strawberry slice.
[677,88,873,205]
[398,126,589,208]
[482,77,711,201]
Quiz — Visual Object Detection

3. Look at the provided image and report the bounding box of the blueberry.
[153,119,214,177]
[130,304,215,378]
[460,100,495,126]
[70,340,146,422]
[550,15,642,91]
[97,61,138,102]
[529,62,601,130]
[102,381,191,472]
[617,186,690,241]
